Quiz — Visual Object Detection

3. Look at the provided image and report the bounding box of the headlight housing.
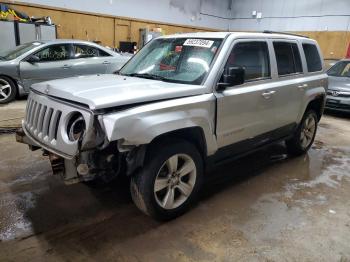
[67,113,86,142]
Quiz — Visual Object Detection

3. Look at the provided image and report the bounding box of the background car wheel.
[286,110,318,156]
[130,138,203,221]
[0,76,17,104]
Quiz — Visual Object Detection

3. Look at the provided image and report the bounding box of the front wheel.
[130,139,203,221]
[0,76,17,104]
[286,110,318,156]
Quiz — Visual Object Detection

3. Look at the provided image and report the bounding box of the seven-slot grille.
[23,91,92,158]
[25,95,62,144]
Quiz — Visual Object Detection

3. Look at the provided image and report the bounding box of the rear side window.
[273,42,303,76]
[302,43,322,72]
[73,44,111,58]
[225,41,270,81]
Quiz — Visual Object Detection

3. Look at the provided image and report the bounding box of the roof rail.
[263,30,309,39]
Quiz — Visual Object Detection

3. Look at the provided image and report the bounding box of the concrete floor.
[0,103,349,261]
[0,99,26,129]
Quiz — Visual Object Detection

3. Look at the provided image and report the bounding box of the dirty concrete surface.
[0,99,26,129]
[0,110,349,261]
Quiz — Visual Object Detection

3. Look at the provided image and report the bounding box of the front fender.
[102,94,218,155]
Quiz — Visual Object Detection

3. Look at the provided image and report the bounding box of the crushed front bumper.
[16,127,80,184]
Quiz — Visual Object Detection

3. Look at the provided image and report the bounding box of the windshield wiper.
[124,73,169,81]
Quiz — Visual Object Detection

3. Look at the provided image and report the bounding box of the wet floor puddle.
[0,136,349,242]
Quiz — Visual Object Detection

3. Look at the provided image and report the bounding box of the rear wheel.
[130,139,203,221]
[0,76,17,104]
[286,110,318,156]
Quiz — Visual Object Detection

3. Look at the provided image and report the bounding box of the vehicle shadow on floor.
[19,142,295,257]
[324,109,350,119]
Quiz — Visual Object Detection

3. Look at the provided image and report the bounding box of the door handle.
[297,84,308,90]
[102,61,111,65]
[62,64,72,69]
[261,90,276,99]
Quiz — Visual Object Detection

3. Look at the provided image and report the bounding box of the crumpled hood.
[328,76,350,91]
[31,74,206,110]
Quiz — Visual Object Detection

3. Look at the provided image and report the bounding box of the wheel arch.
[125,127,208,177]
[0,74,17,85]
[304,94,326,122]
[148,126,208,159]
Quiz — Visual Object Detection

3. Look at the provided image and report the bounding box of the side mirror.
[26,55,40,64]
[217,66,245,90]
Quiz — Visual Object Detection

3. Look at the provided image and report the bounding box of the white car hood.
[31,74,206,110]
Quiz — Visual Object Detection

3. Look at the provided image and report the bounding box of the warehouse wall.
[230,0,350,31]
[3,0,231,50]
[229,0,350,59]
[12,0,231,30]
[4,0,350,59]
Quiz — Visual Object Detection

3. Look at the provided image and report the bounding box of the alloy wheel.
[300,114,316,149]
[154,153,197,210]
[0,79,12,102]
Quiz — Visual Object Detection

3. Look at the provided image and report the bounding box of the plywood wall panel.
[6,2,217,48]
[295,31,350,59]
[5,2,350,59]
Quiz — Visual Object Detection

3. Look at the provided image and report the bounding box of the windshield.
[120,38,223,85]
[0,42,43,61]
[327,61,350,77]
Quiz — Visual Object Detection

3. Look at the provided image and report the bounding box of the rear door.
[270,40,305,128]
[216,40,276,149]
[19,44,74,88]
[71,44,112,75]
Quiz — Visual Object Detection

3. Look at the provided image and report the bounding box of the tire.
[286,110,318,156]
[0,76,17,104]
[130,138,203,221]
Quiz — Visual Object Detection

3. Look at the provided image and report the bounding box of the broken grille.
[22,91,92,158]
[25,96,62,143]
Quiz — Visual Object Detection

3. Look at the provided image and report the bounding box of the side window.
[35,44,70,62]
[273,42,303,76]
[73,45,111,58]
[98,49,111,57]
[302,43,322,72]
[225,41,270,81]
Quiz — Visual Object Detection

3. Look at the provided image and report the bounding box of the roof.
[29,39,117,55]
[161,31,311,41]
[39,39,100,45]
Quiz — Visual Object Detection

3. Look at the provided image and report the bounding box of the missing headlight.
[67,113,86,142]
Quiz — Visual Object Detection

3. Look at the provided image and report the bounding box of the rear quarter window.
[302,43,322,72]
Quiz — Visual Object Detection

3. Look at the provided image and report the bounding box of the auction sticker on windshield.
[183,39,214,48]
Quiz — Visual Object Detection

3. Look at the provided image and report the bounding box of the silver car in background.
[0,39,130,103]
[326,59,350,113]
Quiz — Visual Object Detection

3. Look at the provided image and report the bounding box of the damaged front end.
[17,114,126,184]
[15,91,143,185]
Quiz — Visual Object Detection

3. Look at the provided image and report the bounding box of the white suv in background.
[17,32,328,220]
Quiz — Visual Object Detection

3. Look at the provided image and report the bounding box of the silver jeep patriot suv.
[17,32,328,220]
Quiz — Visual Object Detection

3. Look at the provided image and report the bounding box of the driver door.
[19,44,74,88]
[216,40,277,151]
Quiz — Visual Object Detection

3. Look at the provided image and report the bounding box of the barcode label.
[183,39,214,48]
